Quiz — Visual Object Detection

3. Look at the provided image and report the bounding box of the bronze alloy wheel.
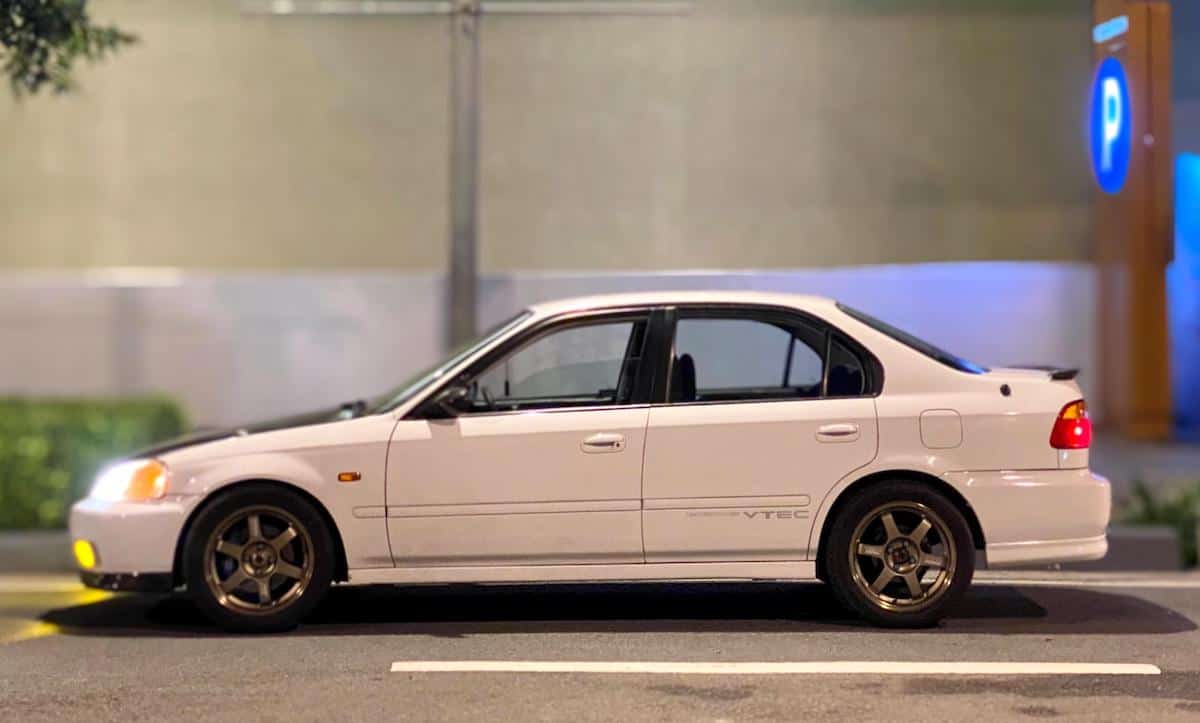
[847,501,956,613]
[203,505,315,615]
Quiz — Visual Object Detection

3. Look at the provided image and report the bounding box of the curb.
[0,530,73,573]
[1062,524,1182,572]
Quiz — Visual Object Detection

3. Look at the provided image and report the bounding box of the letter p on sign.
[1102,77,1123,172]
[1090,57,1131,195]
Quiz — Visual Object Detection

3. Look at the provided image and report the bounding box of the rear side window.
[668,315,833,403]
[836,303,987,375]
[674,319,798,392]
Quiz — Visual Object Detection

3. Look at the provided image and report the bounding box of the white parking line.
[974,576,1200,590]
[0,575,83,594]
[389,661,1162,676]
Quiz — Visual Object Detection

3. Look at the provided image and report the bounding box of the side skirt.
[347,561,817,586]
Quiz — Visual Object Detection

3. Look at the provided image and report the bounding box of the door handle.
[581,433,626,453]
[816,423,860,442]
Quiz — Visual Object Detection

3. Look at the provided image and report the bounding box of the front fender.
[167,444,393,570]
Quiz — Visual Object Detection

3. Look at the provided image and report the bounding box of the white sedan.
[70,291,1110,632]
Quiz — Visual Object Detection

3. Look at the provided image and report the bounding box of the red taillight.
[1050,400,1092,449]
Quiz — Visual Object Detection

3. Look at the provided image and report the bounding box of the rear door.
[641,306,878,562]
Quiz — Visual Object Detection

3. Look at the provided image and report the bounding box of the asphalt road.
[2,572,1200,722]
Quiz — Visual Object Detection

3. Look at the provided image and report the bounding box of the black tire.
[824,481,974,628]
[183,483,335,633]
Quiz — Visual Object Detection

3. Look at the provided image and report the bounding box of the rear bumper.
[943,468,1111,568]
[983,534,1108,567]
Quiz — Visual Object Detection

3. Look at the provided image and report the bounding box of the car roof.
[525,290,839,318]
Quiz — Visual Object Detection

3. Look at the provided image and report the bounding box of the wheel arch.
[172,478,350,586]
[814,469,986,580]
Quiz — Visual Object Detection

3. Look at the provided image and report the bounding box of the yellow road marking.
[2,620,61,645]
[0,587,112,645]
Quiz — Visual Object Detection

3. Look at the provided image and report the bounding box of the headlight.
[90,459,168,502]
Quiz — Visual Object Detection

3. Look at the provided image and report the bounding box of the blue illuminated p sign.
[1090,57,1131,194]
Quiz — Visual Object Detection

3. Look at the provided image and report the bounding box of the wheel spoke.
[903,572,923,598]
[215,540,243,559]
[869,570,895,594]
[275,561,304,580]
[922,553,947,569]
[256,577,272,604]
[910,518,932,544]
[220,569,249,593]
[270,526,298,553]
[246,514,263,541]
[856,543,885,559]
[880,512,901,540]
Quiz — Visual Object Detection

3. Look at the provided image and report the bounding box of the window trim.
[406,307,662,420]
[653,303,883,407]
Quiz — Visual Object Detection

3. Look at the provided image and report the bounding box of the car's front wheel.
[824,481,974,628]
[183,484,334,633]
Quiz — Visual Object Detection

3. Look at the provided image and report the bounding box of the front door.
[641,308,879,562]
[386,312,654,567]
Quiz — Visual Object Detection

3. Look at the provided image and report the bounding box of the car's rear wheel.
[183,484,334,633]
[824,481,974,627]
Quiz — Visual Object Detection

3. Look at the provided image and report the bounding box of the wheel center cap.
[884,539,919,574]
[243,542,277,576]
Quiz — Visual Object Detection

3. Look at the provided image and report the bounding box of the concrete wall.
[0,0,1093,272]
[0,264,1099,427]
[0,4,450,270]
[1174,0,1200,154]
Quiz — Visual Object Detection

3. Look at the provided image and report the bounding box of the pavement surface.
[2,571,1200,722]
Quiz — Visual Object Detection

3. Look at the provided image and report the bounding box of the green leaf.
[0,0,137,96]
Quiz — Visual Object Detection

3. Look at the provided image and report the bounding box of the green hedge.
[0,398,188,530]
[1120,480,1200,568]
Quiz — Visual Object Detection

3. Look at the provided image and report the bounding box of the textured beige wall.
[0,2,449,269]
[0,0,1092,271]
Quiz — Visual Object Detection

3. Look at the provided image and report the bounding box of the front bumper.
[68,495,199,582]
[943,468,1111,568]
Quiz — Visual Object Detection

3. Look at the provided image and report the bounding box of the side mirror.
[431,383,472,417]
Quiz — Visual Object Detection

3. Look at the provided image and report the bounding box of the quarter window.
[827,337,866,397]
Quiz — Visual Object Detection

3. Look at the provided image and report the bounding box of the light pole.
[242,0,692,350]
[447,0,481,347]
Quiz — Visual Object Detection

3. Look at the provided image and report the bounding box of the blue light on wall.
[1089,57,1132,194]
[1169,153,1200,439]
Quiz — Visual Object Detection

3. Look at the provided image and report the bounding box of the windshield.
[371,311,532,413]
[836,303,988,375]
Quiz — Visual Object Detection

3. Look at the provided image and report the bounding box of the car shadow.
[40,581,1197,638]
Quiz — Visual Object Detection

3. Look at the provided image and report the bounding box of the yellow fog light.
[73,540,98,570]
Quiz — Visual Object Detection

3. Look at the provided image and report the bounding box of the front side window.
[466,317,648,412]
[670,316,827,403]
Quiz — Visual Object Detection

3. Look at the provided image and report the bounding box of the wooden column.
[1093,0,1173,439]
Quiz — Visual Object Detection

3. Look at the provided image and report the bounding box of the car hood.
[133,405,351,459]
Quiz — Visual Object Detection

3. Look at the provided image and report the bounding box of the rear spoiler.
[1011,365,1080,381]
